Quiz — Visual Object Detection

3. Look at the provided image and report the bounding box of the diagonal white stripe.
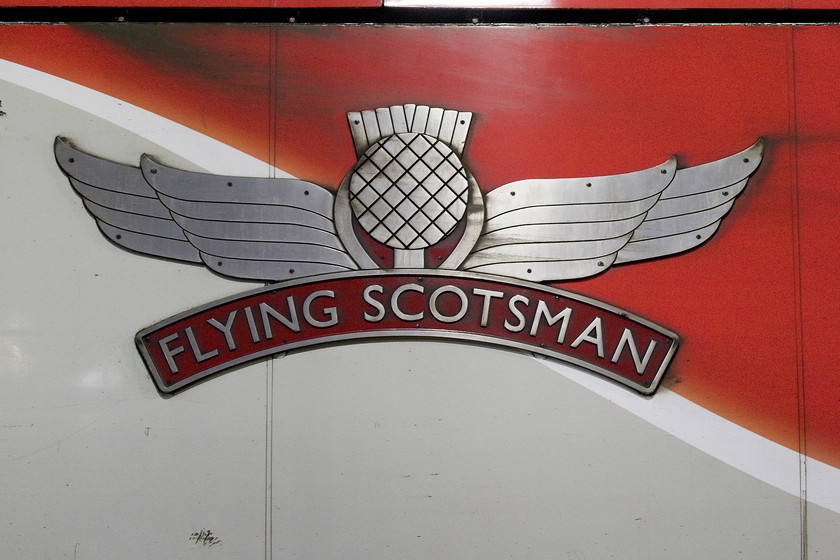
[0,58,292,178]
[534,355,840,513]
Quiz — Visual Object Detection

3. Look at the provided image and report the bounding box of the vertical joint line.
[787,26,807,560]
[269,27,278,180]
[266,28,278,560]
[265,356,274,560]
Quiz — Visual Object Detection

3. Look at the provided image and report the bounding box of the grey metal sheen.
[55,126,763,285]
[462,139,764,281]
[348,105,473,158]
[615,140,763,264]
[55,137,359,282]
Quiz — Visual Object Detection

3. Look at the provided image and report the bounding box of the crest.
[55,104,764,395]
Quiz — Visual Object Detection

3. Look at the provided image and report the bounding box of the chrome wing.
[55,137,358,282]
[461,139,764,282]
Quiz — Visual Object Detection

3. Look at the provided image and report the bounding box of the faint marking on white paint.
[189,529,222,547]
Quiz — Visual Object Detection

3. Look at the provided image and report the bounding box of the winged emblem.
[55,104,764,283]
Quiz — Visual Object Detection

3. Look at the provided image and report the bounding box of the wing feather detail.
[629,198,735,240]
[56,138,202,263]
[55,137,357,281]
[644,180,746,221]
[462,157,676,281]
[481,198,657,236]
[462,140,763,282]
[483,156,677,214]
[468,255,617,281]
[615,140,763,264]
[184,234,356,267]
[465,234,633,267]
[138,155,335,210]
[201,253,353,281]
[140,156,357,278]
[156,195,336,231]
[171,214,345,248]
[618,222,723,265]
[472,214,646,252]
[71,181,174,219]
[97,222,203,263]
[82,199,190,241]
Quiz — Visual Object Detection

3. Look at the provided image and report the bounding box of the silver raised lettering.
[186,326,219,362]
[392,283,424,322]
[243,306,260,343]
[472,287,504,327]
[504,294,530,333]
[529,301,573,343]
[611,328,657,374]
[429,285,469,323]
[303,290,338,328]
[363,284,386,323]
[260,297,300,339]
[159,332,185,374]
[570,317,605,358]
[207,310,238,351]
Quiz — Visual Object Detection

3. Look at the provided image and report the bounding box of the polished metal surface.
[465,235,634,267]
[56,125,764,285]
[471,215,647,252]
[343,105,478,269]
[439,171,485,270]
[348,132,469,250]
[479,196,661,235]
[465,253,619,281]
[393,248,425,267]
[615,140,763,264]
[461,154,672,279]
[55,138,203,263]
[55,137,359,282]
[462,140,764,281]
[333,171,380,270]
[334,155,484,272]
[483,156,677,216]
[348,105,473,158]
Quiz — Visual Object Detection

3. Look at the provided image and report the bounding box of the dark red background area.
[1,24,836,467]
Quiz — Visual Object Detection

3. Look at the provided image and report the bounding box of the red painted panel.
[792,26,840,468]
[386,0,840,7]
[1,24,831,467]
[0,25,274,166]
[384,0,790,8]
[0,0,380,6]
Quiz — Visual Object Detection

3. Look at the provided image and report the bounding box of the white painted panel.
[0,80,268,558]
[272,341,804,559]
[808,479,840,559]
